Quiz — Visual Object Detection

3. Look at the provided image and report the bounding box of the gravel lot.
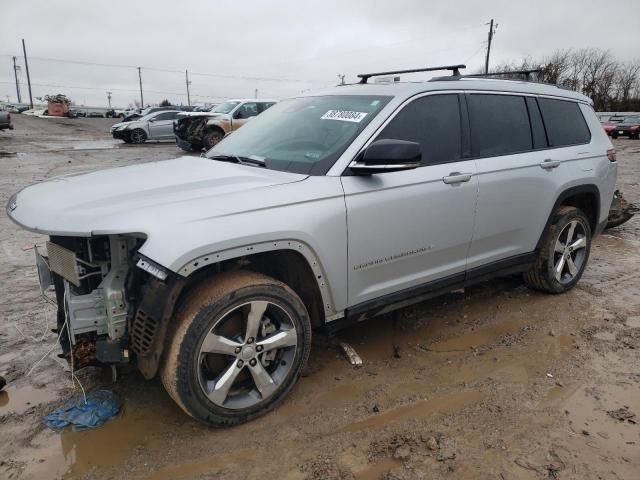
[1,114,639,480]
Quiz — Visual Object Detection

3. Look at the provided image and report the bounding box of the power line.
[0,53,326,84]
[0,81,249,101]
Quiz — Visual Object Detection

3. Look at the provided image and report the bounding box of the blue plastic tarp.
[42,389,121,431]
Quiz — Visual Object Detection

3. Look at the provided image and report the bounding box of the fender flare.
[535,184,601,250]
[176,239,339,319]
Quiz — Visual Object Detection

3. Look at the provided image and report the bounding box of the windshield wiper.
[209,154,265,168]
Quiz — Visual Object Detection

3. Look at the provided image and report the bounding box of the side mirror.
[349,139,421,175]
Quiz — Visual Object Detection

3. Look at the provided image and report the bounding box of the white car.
[110,110,182,143]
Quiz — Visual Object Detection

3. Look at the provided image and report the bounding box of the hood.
[7,156,307,236]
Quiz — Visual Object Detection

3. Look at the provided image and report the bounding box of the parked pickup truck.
[174,99,277,151]
[6,66,617,427]
[0,110,13,131]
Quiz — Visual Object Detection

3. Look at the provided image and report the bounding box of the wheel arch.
[132,241,333,380]
[536,184,600,250]
[177,240,336,324]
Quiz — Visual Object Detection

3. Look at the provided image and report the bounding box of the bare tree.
[616,60,640,101]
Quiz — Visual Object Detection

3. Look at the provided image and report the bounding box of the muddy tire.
[524,206,591,294]
[130,128,147,144]
[202,128,224,150]
[160,271,311,426]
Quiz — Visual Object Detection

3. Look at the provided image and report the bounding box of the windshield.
[206,95,391,174]
[211,101,241,114]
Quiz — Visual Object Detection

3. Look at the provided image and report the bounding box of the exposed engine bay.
[39,235,147,369]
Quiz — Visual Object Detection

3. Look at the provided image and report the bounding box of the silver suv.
[6,65,617,426]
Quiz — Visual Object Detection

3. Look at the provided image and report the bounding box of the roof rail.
[430,69,545,83]
[465,69,544,80]
[357,64,466,84]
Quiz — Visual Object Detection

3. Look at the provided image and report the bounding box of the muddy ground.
[0,114,639,480]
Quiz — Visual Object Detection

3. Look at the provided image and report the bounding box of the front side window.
[234,103,258,119]
[207,95,391,175]
[537,98,591,147]
[375,94,462,165]
[468,94,532,156]
[153,112,178,121]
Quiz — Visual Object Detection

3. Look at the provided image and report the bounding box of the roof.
[304,78,592,104]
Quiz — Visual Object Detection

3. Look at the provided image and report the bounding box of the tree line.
[488,49,640,112]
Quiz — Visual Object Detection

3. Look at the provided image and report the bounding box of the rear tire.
[160,271,311,426]
[524,206,591,294]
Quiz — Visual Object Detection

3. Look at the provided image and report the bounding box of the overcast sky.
[1,0,638,108]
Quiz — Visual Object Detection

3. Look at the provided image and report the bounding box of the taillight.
[607,148,616,162]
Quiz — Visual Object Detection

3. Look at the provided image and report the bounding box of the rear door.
[464,93,588,272]
[342,93,478,307]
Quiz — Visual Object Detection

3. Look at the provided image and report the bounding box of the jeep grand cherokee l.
[6,66,616,426]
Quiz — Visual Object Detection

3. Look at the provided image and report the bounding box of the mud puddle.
[0,384,57,415]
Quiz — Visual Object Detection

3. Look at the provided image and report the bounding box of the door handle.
[540,159,561,169]
[442,172,473,184]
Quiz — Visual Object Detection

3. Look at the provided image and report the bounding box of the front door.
[148,111,180,139]
[231,102,259,131]
[342,93,478,307]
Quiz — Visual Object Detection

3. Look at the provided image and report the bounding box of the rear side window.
[377,94,461,165]
[468,94,532,156]
[537,98,591,147]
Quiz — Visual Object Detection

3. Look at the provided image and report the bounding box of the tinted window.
[235,103,258,119]
[377,94,461,165]
[537,98,590,147]
[154,112,178,121]
[468,94,532,156]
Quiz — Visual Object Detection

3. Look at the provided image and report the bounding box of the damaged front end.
[36,234,182,376]
[174,116,210,152]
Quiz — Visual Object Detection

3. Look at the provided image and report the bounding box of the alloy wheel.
[553,219,587,284]
[197,300,298,409]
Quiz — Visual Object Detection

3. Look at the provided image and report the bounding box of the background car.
[611,115,640,139]
[111,109,182,143]
[174,99,277,151]
[0,111,13,131]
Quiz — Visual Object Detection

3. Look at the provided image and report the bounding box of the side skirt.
[327,252,536,333]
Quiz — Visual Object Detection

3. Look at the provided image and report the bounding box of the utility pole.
[185,70,191,106]
[106,91,112,109]
[22,39,34,108]
[137,67,144,107]
[12,56,22,103]
[484,19,497,74]
[254,88,258,99]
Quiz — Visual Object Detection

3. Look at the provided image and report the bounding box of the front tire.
[524,206,591,294]
[130,128,147,144]
[160,271,312,426]
[202,128,224,150]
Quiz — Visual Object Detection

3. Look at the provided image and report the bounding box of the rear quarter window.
[537,98,591,147]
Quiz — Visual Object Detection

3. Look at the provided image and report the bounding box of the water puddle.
[0,384,57,415]
[338,389,485,433]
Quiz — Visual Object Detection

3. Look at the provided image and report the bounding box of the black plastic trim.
[336,252,537,329]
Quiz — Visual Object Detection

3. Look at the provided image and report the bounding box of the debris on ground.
[607,406,637,423]
[606,189,639,229]
[338,341,363,368]
[42,389,120,431]
[0,375,5,391]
